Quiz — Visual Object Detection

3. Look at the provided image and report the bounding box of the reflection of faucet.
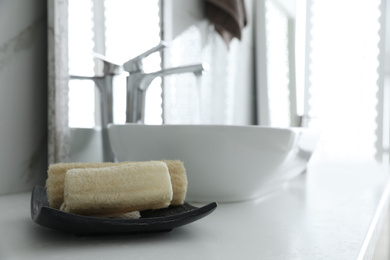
[123,41,206,123]
[70,54,122,162]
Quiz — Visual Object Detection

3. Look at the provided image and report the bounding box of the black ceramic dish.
[31,186,217,235]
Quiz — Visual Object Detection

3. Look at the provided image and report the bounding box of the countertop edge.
[358,178,390,259]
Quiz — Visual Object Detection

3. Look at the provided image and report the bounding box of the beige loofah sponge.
[46,162,119,209]
[46,160,188,210]
[163,160,188,205]
[60,161,173,215]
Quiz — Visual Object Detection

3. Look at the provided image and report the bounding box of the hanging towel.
[205,0,248,46]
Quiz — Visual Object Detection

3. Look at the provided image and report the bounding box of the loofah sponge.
[46,160,188,210]
[163,160,188,205]
[46,162,119,209]
[60,161,173,215]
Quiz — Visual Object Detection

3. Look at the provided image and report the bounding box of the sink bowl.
[69,127,103,162]
[108,124,319,203]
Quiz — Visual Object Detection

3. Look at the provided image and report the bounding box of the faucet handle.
[93,52,122,75]
[123,41,168,73]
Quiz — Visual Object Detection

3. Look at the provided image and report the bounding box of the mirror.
[48,0,299,163]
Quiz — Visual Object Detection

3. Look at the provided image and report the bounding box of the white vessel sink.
[108,124,319,203]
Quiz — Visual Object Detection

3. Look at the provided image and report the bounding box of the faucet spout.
[140,64,206,91]
[125,63,206,123]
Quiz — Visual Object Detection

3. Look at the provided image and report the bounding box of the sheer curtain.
[254,0,386,162]
[163,0,256,125]
[304,0,382,162]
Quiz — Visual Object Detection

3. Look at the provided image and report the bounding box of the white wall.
[0,0,48,195]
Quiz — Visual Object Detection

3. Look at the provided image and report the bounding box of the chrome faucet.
[70,54,122,162]
[123,41,206,123]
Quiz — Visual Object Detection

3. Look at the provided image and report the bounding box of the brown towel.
[205,0,248,46]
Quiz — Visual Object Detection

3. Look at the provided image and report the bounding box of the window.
[68,0,95,128]
[304,0,381,162]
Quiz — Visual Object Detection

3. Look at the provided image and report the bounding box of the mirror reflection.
[68,0,162,127]
[52,0,389,167]
[67,0,298,128]
[67,0,300,162]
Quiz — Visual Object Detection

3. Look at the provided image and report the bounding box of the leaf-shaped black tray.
[31,186,217,235]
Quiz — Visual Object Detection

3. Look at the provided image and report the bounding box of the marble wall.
[0,0,48,195]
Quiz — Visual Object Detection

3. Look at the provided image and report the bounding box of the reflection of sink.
[70,128,103,162]
[108,124,320,203]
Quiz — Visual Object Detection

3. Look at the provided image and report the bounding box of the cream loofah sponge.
[46,162,119,209]
[163,160,188,205]
[46,160,188,210]
[60,161,173,215]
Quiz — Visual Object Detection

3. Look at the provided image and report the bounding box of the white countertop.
[1,160,390,260]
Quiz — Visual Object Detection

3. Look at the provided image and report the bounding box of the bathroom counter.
[1,160,389,260]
